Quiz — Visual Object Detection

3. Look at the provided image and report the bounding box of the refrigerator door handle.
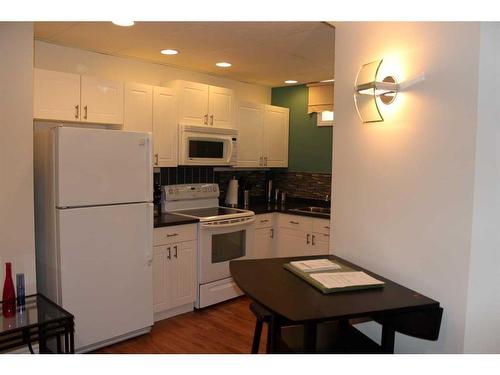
[145,203,153,266]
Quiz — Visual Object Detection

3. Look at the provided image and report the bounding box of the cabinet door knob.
[166,233,178,237]
[167,247,171,260]
[174,245,178,258]
[306,233,310,244]
[210,114,214,125]
[312,235,316,246]
[154,153,159,166]
[75,105,79,119]
[204,114,208,125]
[264,156,268,166]
[84,105,88,120]
[289,221,299,225]
[270,228,274,239]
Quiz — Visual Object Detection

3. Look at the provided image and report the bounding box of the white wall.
[463,22,500,353]
[34,41,271,104]
[332,22,481,353]
[0,23,36,294]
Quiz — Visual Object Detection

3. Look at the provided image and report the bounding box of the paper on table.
[310,271,384,289]
[289,259,341,273]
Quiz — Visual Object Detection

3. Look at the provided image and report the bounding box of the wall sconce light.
[354,59,399,123]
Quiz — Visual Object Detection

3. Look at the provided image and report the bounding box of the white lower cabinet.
[253,227,274,259]
[152,224,197,321]
[276,214,331,257]
[251,213,331,259]
[251,214,275,259]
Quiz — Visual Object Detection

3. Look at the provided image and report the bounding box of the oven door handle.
[200,217,255,230]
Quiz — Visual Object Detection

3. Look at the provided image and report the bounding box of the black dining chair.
[249,302,273,354]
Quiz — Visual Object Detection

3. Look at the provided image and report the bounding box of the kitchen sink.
[289,206,331,216]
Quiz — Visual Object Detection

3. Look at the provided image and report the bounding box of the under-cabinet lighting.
[216,62,232,68]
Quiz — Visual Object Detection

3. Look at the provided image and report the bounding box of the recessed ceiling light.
[160,49,179,55]
[284,80,298,84]
[320,79,335,83]
[216,62,232,68]
[111,21,134,27]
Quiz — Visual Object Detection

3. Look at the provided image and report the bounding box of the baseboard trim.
[77,326,152,353]
[154,303,194,322]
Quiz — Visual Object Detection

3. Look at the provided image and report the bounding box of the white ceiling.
[34,22,335,87]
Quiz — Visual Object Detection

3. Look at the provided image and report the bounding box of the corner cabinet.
[153,224,197,321]
[34,68,124,125]
[170,80,234,128]
[236,101,289,168]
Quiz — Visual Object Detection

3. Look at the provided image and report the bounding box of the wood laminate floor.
[94,296,266,354]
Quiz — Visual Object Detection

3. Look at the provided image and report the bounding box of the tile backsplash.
[273,171,332,200]
[156,167,332,202]
[157,167,216,186]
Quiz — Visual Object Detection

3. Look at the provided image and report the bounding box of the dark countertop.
[154,198,330,228]
[154,212,199,228]
[230,198,331,219]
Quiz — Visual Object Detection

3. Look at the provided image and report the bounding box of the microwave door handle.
[200,218,255,230]
[226,137,234,164]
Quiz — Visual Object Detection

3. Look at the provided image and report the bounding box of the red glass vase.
[2,262,16,317]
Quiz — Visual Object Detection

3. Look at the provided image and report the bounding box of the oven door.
[198,216,255,284]
[181,134,233,165]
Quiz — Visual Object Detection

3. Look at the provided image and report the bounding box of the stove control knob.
[168,188,173,194]
[202,187,207,192]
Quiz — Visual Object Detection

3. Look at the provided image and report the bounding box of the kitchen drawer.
[255,213,274,229]
[312,218,331,235]
[154,224,197,246]
[277,213,313,232]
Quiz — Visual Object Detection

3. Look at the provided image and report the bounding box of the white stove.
[161,183,255,308]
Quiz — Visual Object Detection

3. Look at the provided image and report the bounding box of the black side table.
[0,294,74,354]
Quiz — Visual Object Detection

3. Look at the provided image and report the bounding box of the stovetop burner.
[161,183,254,221]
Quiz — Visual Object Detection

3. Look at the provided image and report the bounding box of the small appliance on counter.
[153,182,162,217]
[266,179,273,203]
[225,176,238,207]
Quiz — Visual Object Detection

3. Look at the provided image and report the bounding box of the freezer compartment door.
[56,127,152,207]
[57,203,153,351]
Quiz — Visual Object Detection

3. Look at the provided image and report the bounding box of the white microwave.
[178,124,238,166]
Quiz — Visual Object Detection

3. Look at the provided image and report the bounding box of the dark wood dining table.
[230,255,443,353]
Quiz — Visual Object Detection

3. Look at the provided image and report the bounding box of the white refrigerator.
[34,126,154,352]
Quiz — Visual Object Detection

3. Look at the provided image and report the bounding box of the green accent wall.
[271,84,332,173]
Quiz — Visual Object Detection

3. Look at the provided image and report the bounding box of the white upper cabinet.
[236,101,289,168]
[80,76,124,125]
[236,101,264,167]
[123,82,153,132]
[175,81,209,126]
[33,68,124,125]
[171,80,234,128]
[34,69,81,122]
[153,87,178,167]
[263,105,289,168]
[208,85,233,127]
